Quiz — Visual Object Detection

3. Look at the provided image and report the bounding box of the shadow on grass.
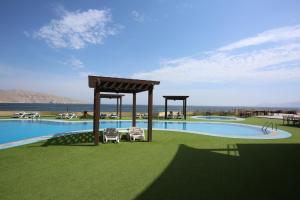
[42,132,99,146]
[136,143,300,200]
[41,131,137,146]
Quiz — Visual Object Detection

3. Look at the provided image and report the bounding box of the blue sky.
[1,0,300,106]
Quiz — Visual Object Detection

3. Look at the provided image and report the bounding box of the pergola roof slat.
[163,96,189,100]
[100,93,124,99]
[89,75,160,93]
[102,81,111,88]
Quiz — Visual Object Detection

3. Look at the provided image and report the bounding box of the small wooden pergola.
[89,75,160,145]
[100,93,124,119]
[163,96,189,120]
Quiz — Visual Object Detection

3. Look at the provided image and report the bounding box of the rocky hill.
[0,89,83,104]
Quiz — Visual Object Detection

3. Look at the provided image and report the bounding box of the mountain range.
[0,89,83,104]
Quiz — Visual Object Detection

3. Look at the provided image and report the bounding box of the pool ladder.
[262,121,277,134]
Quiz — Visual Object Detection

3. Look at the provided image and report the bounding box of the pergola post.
[116,97,119,116]
[132,92,136,127]
[182,100,185,119]
[119,97,122,119]
[93,87,100,145]
[184,99,187,120]
[164,98,168,119]
[148,86,153,142]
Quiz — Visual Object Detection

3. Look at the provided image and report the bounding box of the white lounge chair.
[57,113,66,119]
[56,113,77,119]
[28,112,40,119]
[66,113,77,119]
[128,127,145,141]
[12,112,26,118]
[136,113,142,119]
[158,112,165,119]
[167,112,173,119]
[109,113,118,119]
[176,112,184,119]
[23,113,31,119]
[100,113,107,119]
[103,128,120,143]
[142,113,148,119]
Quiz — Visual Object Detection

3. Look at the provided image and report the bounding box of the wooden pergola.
[100,93,124,119]
[163,96,189,120]
[89,75,160,145]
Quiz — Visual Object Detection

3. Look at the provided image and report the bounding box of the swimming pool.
[191,115,244,121]
[0,119,291,148]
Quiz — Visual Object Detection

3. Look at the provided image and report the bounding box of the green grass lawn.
[0,117,300,200]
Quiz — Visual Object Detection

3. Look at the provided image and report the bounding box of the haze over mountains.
[276,101,300,108]
[0,89,83,104]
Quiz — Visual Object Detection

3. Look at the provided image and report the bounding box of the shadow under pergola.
[42,132,96,146]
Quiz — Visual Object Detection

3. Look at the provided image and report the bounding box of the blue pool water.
[0,120,291,145]
[191,116,244,121]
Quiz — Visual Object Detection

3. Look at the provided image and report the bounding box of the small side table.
[118,129,130,140]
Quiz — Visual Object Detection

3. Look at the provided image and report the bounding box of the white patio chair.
[103,128,120,143]
[128,127,145,141]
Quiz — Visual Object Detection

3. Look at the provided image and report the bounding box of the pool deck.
[0,135,53,150]
[256,115,284,119]
[191,115,245,121]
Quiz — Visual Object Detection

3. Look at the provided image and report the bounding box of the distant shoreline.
[0,103,299,112]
